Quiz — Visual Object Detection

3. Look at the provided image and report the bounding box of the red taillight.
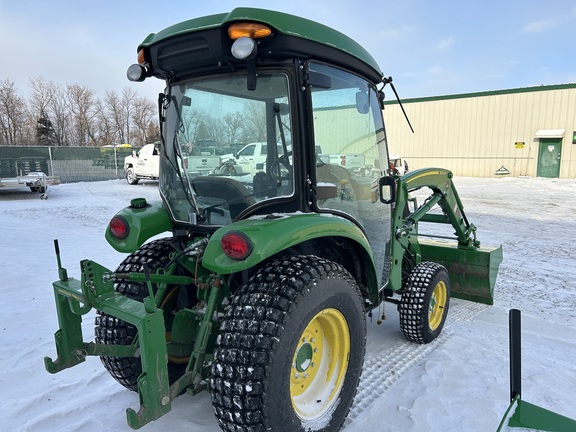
[109,216,129,239]
[221,231,252,260]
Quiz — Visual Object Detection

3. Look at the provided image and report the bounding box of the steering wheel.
[269,152,293,182]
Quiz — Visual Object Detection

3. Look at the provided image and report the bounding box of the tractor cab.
[129,8,393,286]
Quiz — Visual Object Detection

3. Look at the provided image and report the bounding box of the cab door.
[308,62,391,288]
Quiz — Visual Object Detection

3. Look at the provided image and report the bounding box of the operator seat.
[317,163,357,196]
[191,177,256,220]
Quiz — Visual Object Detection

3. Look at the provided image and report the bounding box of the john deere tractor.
[45,8,502,431]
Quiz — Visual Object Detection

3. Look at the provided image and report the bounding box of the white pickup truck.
[318,153,365,170]
[220,142,280,175]
[124,143,221,184]
[124,143,160,184]
[220,142,369,176]
[182,154,221,176]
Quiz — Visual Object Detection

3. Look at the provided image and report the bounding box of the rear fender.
[202,213,378,301]
[105,200,173,253]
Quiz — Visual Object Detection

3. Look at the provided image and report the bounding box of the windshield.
[160,72,293,226]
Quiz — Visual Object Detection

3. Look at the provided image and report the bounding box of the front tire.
[399,261,450,344]
[210,256,366,432]
[125,167,138,185]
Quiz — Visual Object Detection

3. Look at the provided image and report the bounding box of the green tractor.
[45,8,502,431]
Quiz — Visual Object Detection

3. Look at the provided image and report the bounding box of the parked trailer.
[0,157,60,199]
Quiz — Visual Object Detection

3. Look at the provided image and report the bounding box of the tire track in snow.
[345,300,489,427]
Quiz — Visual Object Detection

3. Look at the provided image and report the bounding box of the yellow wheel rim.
[290,308,350,420]
[429,281,448,331]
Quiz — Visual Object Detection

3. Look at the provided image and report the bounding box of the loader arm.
[387,168,502,304]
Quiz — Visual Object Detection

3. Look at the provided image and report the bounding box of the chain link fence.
[0,145,135,183]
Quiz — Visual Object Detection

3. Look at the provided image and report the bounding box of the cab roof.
[138,7,384,83]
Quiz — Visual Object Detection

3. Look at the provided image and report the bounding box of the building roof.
[385,82,576,105]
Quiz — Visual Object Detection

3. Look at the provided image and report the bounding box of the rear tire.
[94,238,186,391]
[210,255,366,432]
[126,167,139,185]
[219,164,236,176]
[399,261,450,344]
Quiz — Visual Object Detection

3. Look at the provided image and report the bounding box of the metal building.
[384,83,576,179]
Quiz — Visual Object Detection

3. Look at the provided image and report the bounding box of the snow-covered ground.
[1,176,575,431]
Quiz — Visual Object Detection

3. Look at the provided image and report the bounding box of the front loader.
[45,8,502,431]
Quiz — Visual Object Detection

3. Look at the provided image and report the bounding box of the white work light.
[231,37,257,60]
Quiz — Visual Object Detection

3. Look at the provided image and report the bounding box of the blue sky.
[2,0,576,102]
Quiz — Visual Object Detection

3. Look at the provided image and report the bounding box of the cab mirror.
[379,176,396,204]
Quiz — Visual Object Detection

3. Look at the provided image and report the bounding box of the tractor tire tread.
[399,261,450,344]
[210,255,364,432]
[94,238,174,391]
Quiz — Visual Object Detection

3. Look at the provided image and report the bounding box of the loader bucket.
[419,239,503,305]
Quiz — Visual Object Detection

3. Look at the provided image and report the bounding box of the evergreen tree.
[36,110,56,145]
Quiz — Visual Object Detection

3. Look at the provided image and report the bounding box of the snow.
[1,176,575,431]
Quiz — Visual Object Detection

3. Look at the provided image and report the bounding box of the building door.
[537,138,562,178]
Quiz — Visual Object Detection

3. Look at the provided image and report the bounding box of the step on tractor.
[45,8,502,432]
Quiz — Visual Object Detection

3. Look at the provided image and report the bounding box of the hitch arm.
[45,257,173,429]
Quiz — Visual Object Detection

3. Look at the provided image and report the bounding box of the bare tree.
[0,79,28,145]
[130,96,156,146]
[49,88,71,146]
[242,100,266,142]
[0,78,159,148]
[94,99,116,145]
[29,77,59,145]
[121,87,137,143]
[222,111,245,145]
[29,77,58,119]
[105,88,138,144]
[104,90,123,143]
[67,84,97,146]
[179,109,207,146]
[203,116,223,146]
